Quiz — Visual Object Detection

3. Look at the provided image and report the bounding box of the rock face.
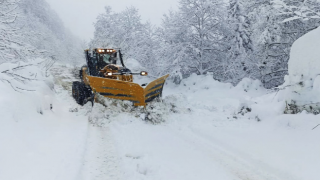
[281,26,320,114]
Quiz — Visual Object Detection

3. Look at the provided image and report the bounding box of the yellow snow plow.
[72,48,169,107]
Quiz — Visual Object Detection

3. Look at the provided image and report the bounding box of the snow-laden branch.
[273,0,320,22]
[0,59,51,92]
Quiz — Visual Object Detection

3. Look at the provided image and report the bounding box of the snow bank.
[281,26,320,105]
[0,61,88,180]
[288,26,320,82]
[0,59,54,112]
[164,73,268,118]
[88,92,191,126]
[169,73,266,97]
[235,78,265,93]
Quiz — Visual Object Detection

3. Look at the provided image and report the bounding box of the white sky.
[45,0,179,41]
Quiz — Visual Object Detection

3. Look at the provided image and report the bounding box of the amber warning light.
[97,49,116,53]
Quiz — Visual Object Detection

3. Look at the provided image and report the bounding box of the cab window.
[101,54,111,64]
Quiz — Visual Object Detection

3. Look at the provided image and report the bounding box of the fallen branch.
[0,79,19,92]
[312,124,320,130]
[15,86,35,92]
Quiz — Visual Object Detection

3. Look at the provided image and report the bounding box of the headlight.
[107,72,113,76]
[140,71,148,76]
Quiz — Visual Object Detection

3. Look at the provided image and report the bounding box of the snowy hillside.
[0,0,84,64]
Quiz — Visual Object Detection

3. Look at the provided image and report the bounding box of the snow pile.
[179,73,233,91]
[87,95,140,127]
[144,94,191,123]
[235,78,266,93]
[165,73,269,117]
[87,93,191,126]
[281,26,320,105]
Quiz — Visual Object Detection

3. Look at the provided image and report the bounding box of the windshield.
[102,54,111,64]
[99,53,118,65]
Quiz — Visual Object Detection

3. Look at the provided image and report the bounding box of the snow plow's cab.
[72,48,169,107]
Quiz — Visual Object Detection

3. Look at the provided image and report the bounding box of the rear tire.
[72,81,87,105]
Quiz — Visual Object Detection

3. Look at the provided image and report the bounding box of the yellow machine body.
[81,66,169,107]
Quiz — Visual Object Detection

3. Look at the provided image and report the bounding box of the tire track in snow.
[79,124,122,180]
[170,126,300,180]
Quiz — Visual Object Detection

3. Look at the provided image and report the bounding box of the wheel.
[72,82,78,99]
[83,85,93,99]
[72,81,78,99]
[72,81,86,105]
[83,85,94,106]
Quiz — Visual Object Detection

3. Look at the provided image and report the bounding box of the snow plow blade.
[144,74,169,104]
[87,74,169,106]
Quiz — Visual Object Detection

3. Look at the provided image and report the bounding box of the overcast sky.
[45,0,179,41]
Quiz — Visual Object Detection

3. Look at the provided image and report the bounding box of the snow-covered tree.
[153,10,189,78]
[91,6,161,74]
[228,0,252,57]
[133,22,158,71]
[245,1,287,88]
[0,0,22,63]
[92,6,144,58]
[273,0,320,22]
[180,0,229,75]
[15,0,84,64]
[158,0,229,76]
